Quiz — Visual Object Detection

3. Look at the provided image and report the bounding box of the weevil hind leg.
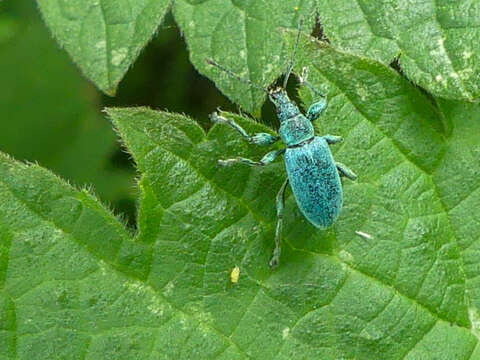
[336,162,357,180]
[210,112,279,146]
[219,149,285,167]
[269,178,289,269]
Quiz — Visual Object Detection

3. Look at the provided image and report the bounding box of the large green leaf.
[2,36,480,359]
[36,0,480,111]
[36,0,171,95]
[316,0,480,101]
[106,36,480,356]
[36,0,316,112]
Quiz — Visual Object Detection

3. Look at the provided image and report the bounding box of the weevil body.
[274,90,342,228]
[207,23,357,268]
[285,136,342,228]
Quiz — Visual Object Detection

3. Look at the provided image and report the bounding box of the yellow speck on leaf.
[230,266,240,284]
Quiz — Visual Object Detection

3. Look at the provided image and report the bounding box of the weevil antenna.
[282,18,303,89]
[206,58,269,95]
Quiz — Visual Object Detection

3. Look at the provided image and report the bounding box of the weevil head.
[270,87,315,146]
[269,87,301,123]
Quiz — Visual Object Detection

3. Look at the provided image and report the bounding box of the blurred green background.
[0,1,237,225]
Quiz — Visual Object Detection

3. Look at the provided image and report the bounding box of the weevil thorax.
[270,88,314,147]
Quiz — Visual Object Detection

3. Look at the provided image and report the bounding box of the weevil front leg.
[219,149,285,167]
[210,112,279,146]
[306,99,328,122]
[269,178,289,269]
[298,67,328,122]
[336,162,357,180]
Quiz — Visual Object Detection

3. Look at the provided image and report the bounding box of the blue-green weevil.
[207,26,357,268]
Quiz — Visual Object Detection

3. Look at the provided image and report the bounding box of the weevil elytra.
[207,22,357,268]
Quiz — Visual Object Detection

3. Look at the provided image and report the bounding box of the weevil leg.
[219,149,285,167]
[306,100,328,122]
[297,67,328,122]
[269,178,289,269]
[210,112,279,146]
[336,162,357,180]
[323,134,343,145]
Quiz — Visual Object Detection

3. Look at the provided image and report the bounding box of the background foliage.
[1,1,480,359]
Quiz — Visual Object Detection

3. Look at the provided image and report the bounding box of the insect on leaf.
[2,35,480,359]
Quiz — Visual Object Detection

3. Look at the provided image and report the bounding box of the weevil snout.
[268,87,287,101]
[268,87,301,123]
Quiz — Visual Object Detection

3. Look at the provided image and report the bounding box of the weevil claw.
[299,66,309,84]
[269,257,280,269]
[210,111,228,125]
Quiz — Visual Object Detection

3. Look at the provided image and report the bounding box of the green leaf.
[36,0,316,110]
[36,0,480,109]
[2,35,480,359]
[0,153,177,359]
[36,0,171,95]
[0,4,134,205]
[172,0,316,114]
[316,0,480,101]
[107,35,480,357]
